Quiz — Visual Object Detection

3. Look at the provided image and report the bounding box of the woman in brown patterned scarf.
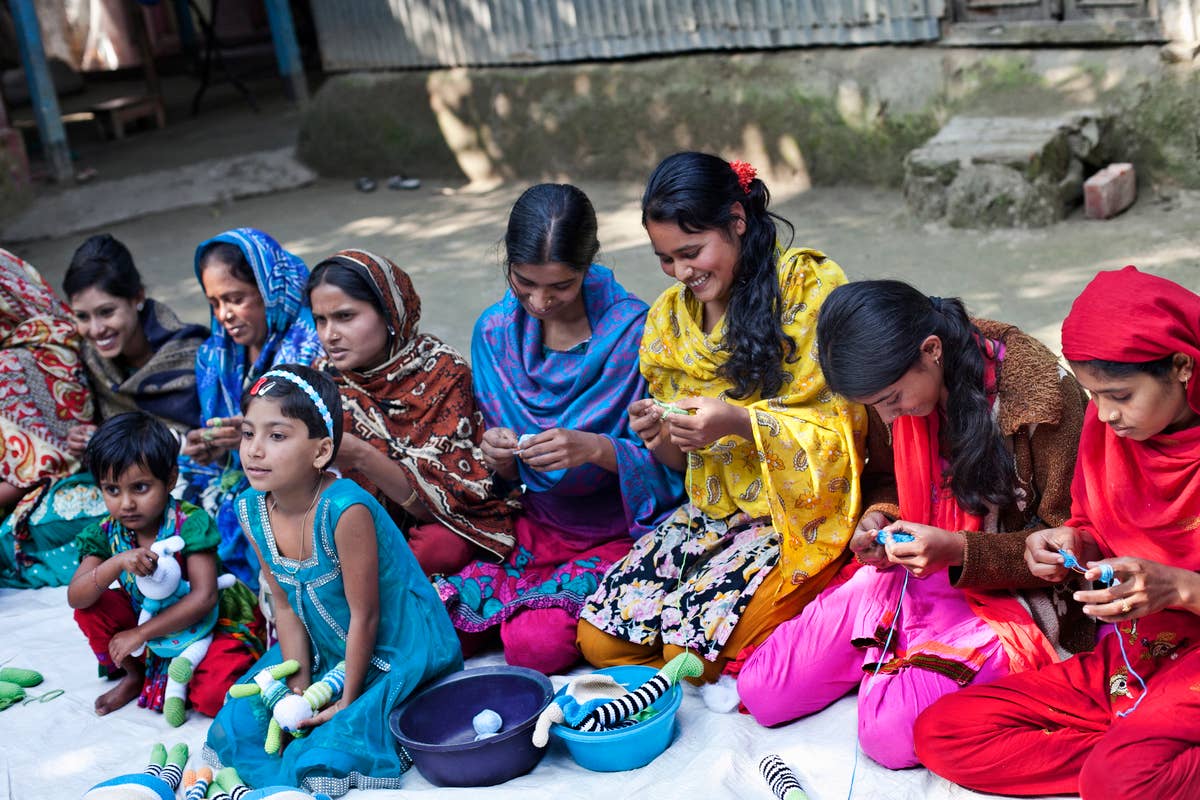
[306,249,517,575]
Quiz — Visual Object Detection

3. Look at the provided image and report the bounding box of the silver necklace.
[269,475,323,574]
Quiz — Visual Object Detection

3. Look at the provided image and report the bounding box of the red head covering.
[1061,265,1200,414]
[1061,266,1200,572]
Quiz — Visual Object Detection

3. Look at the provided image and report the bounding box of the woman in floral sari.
[579,153,866,682]
[0,249,94,587]
[181,228,322,587]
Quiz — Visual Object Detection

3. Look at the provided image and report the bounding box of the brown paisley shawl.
[320,250,517,559]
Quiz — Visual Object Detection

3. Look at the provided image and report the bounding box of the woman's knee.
[577,619,662,669]
[501,608,580,674]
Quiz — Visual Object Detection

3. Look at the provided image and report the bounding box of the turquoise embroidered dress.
[204,479,461,796]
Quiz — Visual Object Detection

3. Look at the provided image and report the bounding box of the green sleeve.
[177,502,219,554]
[73,519,113,561]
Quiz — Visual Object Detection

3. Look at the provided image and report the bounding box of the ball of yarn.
[472,708,503,741]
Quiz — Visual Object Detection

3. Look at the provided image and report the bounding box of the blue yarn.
[847,570,910,800]
[1058,550,1145,717]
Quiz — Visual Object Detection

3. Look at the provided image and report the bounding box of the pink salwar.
[738,564,1010,769]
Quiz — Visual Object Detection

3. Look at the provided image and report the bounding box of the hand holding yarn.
[877,521,966,579]
[1025,526,1095,582]
[1070,555,1193,623]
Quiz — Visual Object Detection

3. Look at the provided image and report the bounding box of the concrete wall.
[297,46,1198,190]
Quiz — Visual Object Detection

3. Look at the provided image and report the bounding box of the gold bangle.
[400,487,420,508]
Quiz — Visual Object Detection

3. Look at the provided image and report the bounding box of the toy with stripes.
[206,766,334,800]
[227,660,347,754]
[760,754,808,800]
[533,651,702,746]
[273,660,347,737]
[181,767,211,800]
[578,652,702,731]
[82,742,188,800]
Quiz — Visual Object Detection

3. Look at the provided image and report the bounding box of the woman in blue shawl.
[181,228,323,587]
[435,184,684,674]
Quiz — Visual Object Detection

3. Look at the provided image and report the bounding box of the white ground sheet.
[0,586,1056,800]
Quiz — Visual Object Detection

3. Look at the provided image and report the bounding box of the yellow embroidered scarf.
[640,248,866,586]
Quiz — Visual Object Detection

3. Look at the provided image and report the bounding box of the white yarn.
[700,674,740,713]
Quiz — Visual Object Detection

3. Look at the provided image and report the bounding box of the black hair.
[504,184,600,274]
[816,280,1014,515]
[85,411,180,484]
[198,241,257,287]
[241,363,343,466]
[305,257,388,318]
[1074,355,1176,381]
[63,234,144,302]
[642,152,796,400]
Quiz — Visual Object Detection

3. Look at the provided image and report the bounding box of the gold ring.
[1121,600,1132,614]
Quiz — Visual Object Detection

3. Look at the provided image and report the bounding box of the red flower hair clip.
[729,160,756,194]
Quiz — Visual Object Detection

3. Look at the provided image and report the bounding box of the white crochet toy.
[129,534,236,726]
[228,660,347,755]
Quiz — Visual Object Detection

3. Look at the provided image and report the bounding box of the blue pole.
[262,0,308,106]
[9,0,72,182]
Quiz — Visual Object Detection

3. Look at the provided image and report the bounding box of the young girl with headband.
[204,364,460,796]
[579,152,866,682]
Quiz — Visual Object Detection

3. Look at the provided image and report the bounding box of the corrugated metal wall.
[311,0,945,71]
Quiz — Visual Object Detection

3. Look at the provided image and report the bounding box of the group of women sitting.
[0,149,1194,799]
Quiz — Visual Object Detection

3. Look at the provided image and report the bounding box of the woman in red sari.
[914,266,1200,798]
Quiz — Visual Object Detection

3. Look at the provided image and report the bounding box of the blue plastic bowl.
[550,664,682,772]
[389,665,553,787]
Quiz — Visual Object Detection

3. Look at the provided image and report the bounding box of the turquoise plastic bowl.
[549,665,682,772]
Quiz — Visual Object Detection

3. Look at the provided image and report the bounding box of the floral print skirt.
[580,503,779,661]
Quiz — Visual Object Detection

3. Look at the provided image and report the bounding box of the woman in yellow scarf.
[579,152,866,682]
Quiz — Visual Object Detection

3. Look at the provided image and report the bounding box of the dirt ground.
[7,176,1198,360]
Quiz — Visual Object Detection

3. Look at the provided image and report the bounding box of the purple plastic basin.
[389,665,553,787]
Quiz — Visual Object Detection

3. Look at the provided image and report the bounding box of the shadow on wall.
[296,52,942,191]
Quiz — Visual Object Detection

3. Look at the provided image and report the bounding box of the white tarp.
[0,585,1039,800]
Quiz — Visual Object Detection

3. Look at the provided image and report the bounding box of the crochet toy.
[128,533,238,726]
[533,651,703,747]
[181,767,211,800]
[473,708,503,740]
[0,666,44,710]
[227,660,347,754]
[760,754,809,800]
[653,399,694,416]
[82,742,188,800]
[206,766,334,800]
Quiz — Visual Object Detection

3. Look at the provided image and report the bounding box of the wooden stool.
[91,95,166,140]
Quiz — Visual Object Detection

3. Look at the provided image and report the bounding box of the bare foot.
[95,669,143,715]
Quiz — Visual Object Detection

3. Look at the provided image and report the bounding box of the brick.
[1084,163,1136,220]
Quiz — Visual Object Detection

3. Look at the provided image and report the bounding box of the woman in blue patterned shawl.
[435,184,684,675]
[180,228,323,587]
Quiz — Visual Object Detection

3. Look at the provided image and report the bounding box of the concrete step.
[903,111,1115,228]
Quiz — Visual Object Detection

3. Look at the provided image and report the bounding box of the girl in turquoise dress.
[204,364,461,796]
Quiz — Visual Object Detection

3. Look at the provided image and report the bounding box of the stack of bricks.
[1084,163,1136,220]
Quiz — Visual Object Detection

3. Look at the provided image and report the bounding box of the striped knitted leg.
[578,652,704,731]
[182,767,212,800]
[159,743,188,790]
[578,674,670,731]
[760,754,808,800]
[215,766,250,799]
[303,661,346,711]
[143,743,167,778]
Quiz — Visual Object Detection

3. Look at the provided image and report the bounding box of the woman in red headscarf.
[913,266,1200,799]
